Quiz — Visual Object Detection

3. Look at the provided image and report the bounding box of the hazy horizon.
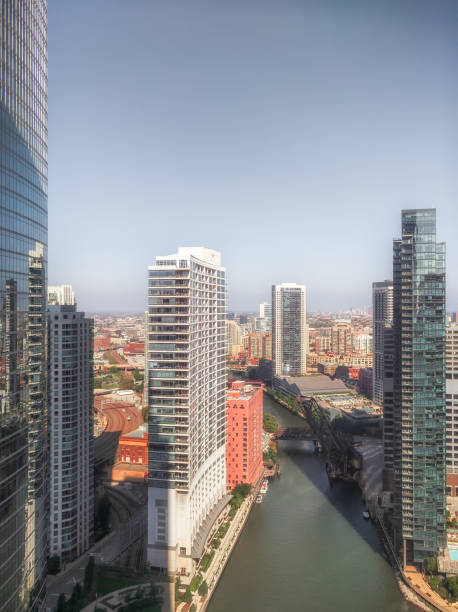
[48,0,458,312]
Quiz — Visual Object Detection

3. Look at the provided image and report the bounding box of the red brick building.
[123,342,145,356]
[118,424,148,464]
[226,381,264,490]
[94,334,111,352]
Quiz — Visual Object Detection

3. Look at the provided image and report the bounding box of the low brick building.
[118,424,148,465]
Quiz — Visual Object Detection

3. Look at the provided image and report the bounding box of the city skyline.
[47,0,458,313]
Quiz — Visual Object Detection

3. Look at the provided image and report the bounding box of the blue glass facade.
[0,1,48,610]
[392,209,446,565]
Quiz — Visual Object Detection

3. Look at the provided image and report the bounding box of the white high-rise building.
[372,281,393,405]
[48,284,76,306]
[272,284,307,377]
[47,289,94,561]
[257,302,272,333]
[146,247,227,575]
[446,323,458,474]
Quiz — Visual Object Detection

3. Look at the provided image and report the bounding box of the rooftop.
[280,375,349,396]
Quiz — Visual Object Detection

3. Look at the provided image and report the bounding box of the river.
[208,392,416,612]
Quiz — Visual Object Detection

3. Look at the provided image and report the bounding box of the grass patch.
[95,567,150,596]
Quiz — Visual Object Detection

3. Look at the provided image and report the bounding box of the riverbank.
[199,477,264,611]
[209,393,415,612]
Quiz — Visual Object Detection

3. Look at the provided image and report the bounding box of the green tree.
[56,593,66,612]
[47,554,60,575]
[263,413,279,433]
[183,587,192,604]
[83,556,95,593]
[445,576,458,599]
[424,556,438,575]
[190,605,197,612]
[190,573,202,592]
[198,580,208,597]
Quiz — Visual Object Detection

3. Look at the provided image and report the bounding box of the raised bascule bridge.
[273,396,363,485]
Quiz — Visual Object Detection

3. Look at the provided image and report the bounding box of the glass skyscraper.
[390,209,446,566]
[0,2,48,609]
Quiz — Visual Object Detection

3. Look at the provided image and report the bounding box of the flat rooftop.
[282,375,349,396]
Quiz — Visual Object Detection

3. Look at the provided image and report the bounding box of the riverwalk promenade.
[196,477,263,611]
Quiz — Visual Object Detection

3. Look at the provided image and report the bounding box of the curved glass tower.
[0,2,48,610]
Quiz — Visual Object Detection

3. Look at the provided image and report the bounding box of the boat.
[256,494,263,504]
[362,511,370,520]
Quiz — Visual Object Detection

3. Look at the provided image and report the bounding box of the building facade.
[372,280,393,406]
[390,209,446,565]
[330,321,354,356]
[48,284,75,306]
[225,319,243,358]
[147,247,227,575]
[446,324,458,476]
[226,381,263,490]
[48,293,94,562]
[247,333,272,361]
[272,283,307,377]
[0,2,48,609]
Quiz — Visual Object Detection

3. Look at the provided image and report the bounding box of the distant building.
[123,342,145,356]
[247,333,272,360]
[388,209,446,566]
[315,334,331,354]
[358,368,373,399]
[226,382,264,489]
[118,424,148,465]
[372,281,393,406]
[331,322,353,356]
[48,295,94,562]
[48,284,76,306]
[272,284,307,377]
[258,302,272,333]
[226,319,243,357]
[353,332,373,354]
[94,334,111,352]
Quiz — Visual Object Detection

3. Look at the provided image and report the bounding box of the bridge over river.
[274,427,317,441]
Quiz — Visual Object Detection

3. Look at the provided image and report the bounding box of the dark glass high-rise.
[0,2,48,610]
[390,209,446,566]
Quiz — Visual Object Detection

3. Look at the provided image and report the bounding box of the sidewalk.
[403,566,458,612]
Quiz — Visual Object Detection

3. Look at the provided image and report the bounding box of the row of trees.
[56,557,95,612]
[263,413,279,433]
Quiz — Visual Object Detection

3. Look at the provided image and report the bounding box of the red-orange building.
[118,424,148,464]
[94,334,111,352]
[124,342,145,356]
[226,381,264,490]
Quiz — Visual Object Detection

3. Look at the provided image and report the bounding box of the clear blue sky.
[48,0,458,312]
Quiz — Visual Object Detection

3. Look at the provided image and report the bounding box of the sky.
[48,0,458,313]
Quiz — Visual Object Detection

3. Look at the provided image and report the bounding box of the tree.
[263,413,279,433]
[424,556,438,575]
[190,605,197,612]
[198,580,208,597]
[56,593,66,612]
[83,556,95,593]
[183,587,192,604]
[47,554,60,575]
[445,576,458,600]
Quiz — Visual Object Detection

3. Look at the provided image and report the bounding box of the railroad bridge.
[274,427,317,442]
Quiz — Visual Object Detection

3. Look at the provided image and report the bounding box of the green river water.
[208,393,416,612]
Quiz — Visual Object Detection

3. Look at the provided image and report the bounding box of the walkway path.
[403,566,458,612]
